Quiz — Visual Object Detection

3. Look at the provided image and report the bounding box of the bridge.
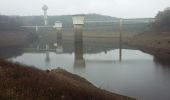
[85,18,155,23]
[19,5,156,67]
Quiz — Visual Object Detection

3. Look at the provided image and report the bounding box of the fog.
[0,0,170,18]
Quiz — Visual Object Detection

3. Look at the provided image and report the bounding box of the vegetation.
[0,60,136,100]
[128,7,170,50]
[153,7,170,31]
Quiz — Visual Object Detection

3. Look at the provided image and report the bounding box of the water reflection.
[0,47,23,59]
[45,48,50,63]
[154,55,170,67]
[5,46,170,100]
[139,47,170,67]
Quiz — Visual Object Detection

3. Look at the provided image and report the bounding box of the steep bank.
[0,60,136,100]
[128,32,170,50]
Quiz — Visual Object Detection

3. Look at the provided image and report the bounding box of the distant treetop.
[153,7,170,31]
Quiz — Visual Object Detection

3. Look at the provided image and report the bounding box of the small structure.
[72,15,85,67]
[42,5,48,26]
[53,21,63,53]
[72,15,85,25]
[54,21,63,28]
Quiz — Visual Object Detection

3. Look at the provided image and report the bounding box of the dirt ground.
[128,32,170,50]
[0,60,137,100]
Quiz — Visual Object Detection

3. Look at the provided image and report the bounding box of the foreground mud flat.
[0,60,136,100]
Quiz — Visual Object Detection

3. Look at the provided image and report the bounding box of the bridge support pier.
[72,15,85,67]
[45,44,50,63]
[74,25,85,67]
[56,27,63,52]
[54,22,63,53]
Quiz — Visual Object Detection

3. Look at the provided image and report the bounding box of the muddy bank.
[127,31,170,66]
[128,32,170,50]
[0,60,136,100]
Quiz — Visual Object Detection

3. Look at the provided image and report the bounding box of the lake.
[6,45,170,100]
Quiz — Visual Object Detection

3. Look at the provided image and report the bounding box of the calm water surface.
[9,49,170,100]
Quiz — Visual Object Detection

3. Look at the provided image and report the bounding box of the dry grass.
[0,59,136,100]
[128,32,170,50]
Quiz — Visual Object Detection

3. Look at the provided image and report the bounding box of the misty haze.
[0,0,170,100]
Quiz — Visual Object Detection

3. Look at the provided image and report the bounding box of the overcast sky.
[0,0,170,18]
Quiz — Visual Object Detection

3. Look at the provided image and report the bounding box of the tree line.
[1,10,170,32]
[153,7,170,31]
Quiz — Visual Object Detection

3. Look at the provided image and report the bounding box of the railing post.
[119,18,123,62]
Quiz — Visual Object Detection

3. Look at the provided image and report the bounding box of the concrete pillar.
[72,15,85,67]
[36,45,40,51]
[36,26,40,51]
[54,21,63,52]
[57,28,63,47]
[46,44,49,51]
[36,26,39,32]
[45,44,50,63]
[74,25,84,60]
[119,18,123,62]
[45,51,50,63]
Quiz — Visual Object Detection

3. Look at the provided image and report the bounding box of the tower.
[42,5,48,26]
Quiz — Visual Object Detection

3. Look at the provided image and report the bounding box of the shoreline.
[127,32,170,51]
[0,60,137,100]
